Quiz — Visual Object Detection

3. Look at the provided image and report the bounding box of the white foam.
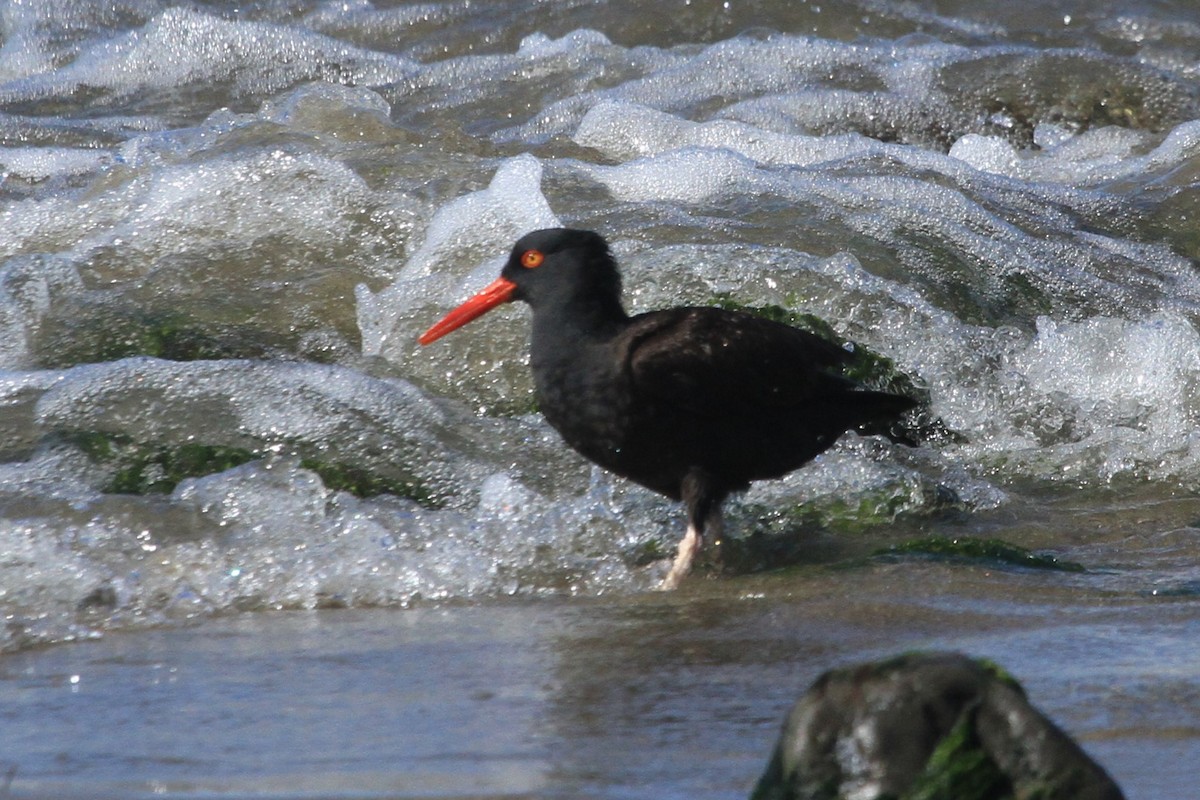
[494,34,975,145]
[357,154,560,362]
[572,128,1200,324]
[581,146,771,203]
[1017,313,1200,440]
[119,149,379,253]
[947,120,1200,185]
[949,134,1021,174]
[260,81,394,138]
[517,29,611,58]
[575,100,877,166]
[1033,123,1076,149]
[303,0,462,36]
[0,146,112,181]
[895,307,1200,489]
[399,154,559,284]
[0,123,398,288]
[0,394,659,650]
[35,358,430,454]
[0,7,417,104]
[0,351,636,644]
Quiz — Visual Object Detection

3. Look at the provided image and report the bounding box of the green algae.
[297,457,440,505]
[875,536,1086,572]
[68,431,438,504]
[68,432,257,494]
[37,310,282,367]
[904,706,1012,800]
[108,442,258,494]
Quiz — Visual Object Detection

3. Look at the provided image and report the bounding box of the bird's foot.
[656,523,701,591]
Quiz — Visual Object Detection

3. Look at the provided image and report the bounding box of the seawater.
[0,1,1199,797]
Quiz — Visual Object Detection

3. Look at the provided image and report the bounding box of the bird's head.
[419,228,622,345]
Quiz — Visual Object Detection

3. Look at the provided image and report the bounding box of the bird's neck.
[531,289,628,343]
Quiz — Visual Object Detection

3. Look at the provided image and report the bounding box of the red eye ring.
[520,249,544,269]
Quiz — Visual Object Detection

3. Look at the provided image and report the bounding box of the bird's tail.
[841,389,919,445]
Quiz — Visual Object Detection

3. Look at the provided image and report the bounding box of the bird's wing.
[622,307,856,414]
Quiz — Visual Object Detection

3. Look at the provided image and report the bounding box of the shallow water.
[1,0,1199,796]
[3,561,1199,799]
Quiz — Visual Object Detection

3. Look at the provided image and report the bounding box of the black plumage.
[421,228,915,588]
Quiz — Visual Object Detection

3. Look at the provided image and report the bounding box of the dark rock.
[77,584,118,611]
[752,651,1125,800]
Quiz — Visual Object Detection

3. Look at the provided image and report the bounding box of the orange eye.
[520,249,544,269]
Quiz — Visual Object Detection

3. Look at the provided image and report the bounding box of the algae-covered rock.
[874,536,1086,572]
[752,651,1125,800]
[69,431,439,503]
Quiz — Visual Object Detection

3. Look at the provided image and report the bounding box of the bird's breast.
[530,342,634,466]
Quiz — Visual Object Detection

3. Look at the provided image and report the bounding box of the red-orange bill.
[418,276,518,345]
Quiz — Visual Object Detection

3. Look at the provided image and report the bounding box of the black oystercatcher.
[420,229,915,589]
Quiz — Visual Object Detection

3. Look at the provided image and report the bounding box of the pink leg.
[658,521,701,591]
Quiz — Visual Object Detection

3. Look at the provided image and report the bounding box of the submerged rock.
[752,651,1124,800]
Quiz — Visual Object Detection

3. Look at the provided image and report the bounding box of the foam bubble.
[949,134,1020,174]
[0,146,112,181]
[259,81,396,142]
[0,7,417,105]
[950,120,1200,186]
[517,29,612,58]
[124,150,378,255]
[24,359,448,502]
[1017,313,1200,440]
[580,146,770,203]
[0,347,669,646]
[494,34,976,146]
[574,100,877,166]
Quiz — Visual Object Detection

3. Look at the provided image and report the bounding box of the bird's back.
[610,307,913,496]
